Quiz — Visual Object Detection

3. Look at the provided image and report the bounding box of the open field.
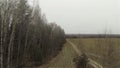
[39,38,120,68]
[68,38,120,67]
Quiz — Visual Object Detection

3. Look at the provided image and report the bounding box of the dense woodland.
[0,0,66,68]
[66,34,120,38]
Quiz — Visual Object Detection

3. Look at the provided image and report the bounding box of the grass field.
[68,38,120,67]
[39,38,120,68]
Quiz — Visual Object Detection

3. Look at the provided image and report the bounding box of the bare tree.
[0,0,66,68]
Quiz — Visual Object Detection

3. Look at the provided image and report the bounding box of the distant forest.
[0,0,66,68]
[66,34,120,38]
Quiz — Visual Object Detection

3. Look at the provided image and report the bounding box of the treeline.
[66,34,120,38]
[0,0,66,68]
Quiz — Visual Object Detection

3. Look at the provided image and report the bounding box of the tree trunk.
[0,14,3,68]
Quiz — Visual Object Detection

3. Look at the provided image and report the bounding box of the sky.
[34,0,120,34]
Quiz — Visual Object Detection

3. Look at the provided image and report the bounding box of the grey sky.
[37,0,120,34]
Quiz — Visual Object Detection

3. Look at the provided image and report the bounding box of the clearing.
[39,38,104,68]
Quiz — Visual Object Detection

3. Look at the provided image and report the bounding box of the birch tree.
[0,0,66,68]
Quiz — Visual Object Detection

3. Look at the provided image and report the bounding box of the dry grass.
[67,38,120,67]
[39,38,120,68]
[39,42,78,68]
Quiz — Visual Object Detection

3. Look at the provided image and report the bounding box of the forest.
[0,0,66,68]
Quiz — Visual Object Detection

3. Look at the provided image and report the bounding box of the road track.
[66,39,103,68]
[39,39,103,68]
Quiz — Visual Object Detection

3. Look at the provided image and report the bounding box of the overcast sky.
[36,0,120,34]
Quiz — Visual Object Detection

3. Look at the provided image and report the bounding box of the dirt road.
[39,39,103,68]
[67,39,103,68]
